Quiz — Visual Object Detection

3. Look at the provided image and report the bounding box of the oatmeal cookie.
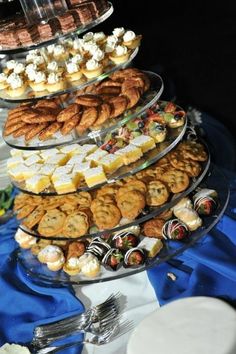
[37,209,66,236]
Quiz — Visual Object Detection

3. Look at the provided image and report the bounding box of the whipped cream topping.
[47,61,58,72]
[6,60,17,70]
[14,63,25,74]
[71,53,83,64]
[25,63,37,74]
[123,30,136,42]
[47,72,59,84]
[73,38,84,51]
[106,35,118,47]
[83,40,97,53]
[26,52,38,63]
[83,31,94,42]
[33,55,45,65]
[6,73,23,89]
[93,31,106,42]
[34,71,46,84]
[66,61,79,74]
[113,27,125,37]
[105,44,116,53]
[86,58,100,70]
[0,73,7,82]
[47,44,55,54]
[54,45,65,56]
[92,48,104,61]
[115,45,128,56]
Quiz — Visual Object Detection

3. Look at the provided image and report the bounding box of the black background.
[1,0,236,139]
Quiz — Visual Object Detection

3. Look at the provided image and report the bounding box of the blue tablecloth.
[0,111,235,351]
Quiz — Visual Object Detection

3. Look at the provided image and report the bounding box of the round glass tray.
[3,71,164,150]
[0,47,138,103]
[19,144,210,240]
[12,115,187,196]
[16,165,229,285]
[0,2,114,55]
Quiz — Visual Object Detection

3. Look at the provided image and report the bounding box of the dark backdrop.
[1,0,236,139]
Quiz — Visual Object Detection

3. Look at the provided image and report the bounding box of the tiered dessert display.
[0,0,229,286]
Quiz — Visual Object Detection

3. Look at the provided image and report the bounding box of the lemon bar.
[59,144,80,156]
[53,174,76,194]
[115,145,143,165]
[7,156,24,169]
[51,165,73,182]
[39,164,56,177]
[85,149,108,165]
[67,153,87,165]
[130,135,156,153]
[83,166,107,187]
[26,174,51,193]
[24,154,42,166]
[8,163,27,181]
[40,148,60,161]
[138,238,163,258]
[23,163,41,179]
[75,144,97,155]
[98,154,123,174]
[46,153,68,166]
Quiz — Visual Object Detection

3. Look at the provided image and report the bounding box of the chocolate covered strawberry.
[112,232,139,251]
[102,248,124,271]
[124,247,146,267]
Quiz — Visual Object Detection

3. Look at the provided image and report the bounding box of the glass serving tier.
[3,71,164,150]
[0,47,138,103]
[0,2,114,55]
[16,165,229,285]
[11,118,187,196]
[19,146,210,240]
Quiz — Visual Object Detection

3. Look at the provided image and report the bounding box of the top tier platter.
[0,2,114,54]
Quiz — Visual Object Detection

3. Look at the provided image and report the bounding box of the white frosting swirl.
[14,63,25,74]
[92,48,104,61]
[66,62,79,74]
[73,38,84,51]
[47,61,58,72]
[71,54,83,64]
[25,63,37,74]
[6,60,17,70]
[83,41,97,53]
[0,73,7,82]
[6,73,23,89]
[54,45,65,56]
[86,58,100,70]
[123,30,136,42]
[83,32,94,42]
[47,44,55,54]
[47,72,59,84]
[93,32,106,42]
[113,27,125,37]
[106,35,118,47]
[115,45,128,56]
[34,71,46,83]
[26,52,38,63]
[33,56,45,65]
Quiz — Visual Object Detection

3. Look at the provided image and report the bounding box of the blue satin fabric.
[147,171,236,307]
[0,218,84,353]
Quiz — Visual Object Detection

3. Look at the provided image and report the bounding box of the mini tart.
[123,34,142,49]
[109,50,130,64]
[6,84,27,97]
[46,74,67,93]
[82,60,103,79]
[65,63,83,83]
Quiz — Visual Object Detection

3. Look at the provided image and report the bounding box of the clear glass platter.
[12,114,187,196]
[19,143,210,240]
[3,71,164,150]
[0,47,138,103]
[16,165,229,285]
[0,2,114,55]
